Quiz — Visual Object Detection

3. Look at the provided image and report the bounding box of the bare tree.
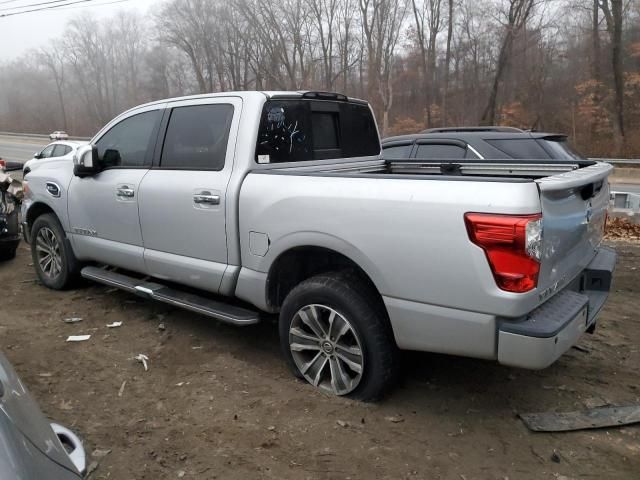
[599,0,625,150]
[38,43,68,131]
[412,0,443,126]
[480,0,537,125]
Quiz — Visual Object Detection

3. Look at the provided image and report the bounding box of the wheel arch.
[265,244,389,319]
[25,202,58,236]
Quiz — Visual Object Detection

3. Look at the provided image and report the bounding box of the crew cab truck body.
[21,91,616,400]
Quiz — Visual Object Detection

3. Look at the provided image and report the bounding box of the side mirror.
[73,144,101,177]
[34,152,42,159]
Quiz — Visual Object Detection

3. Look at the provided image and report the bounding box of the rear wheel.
[279,272,398,401]
[30,214,80,289]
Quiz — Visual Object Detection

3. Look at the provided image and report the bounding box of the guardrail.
[0,131,91,141]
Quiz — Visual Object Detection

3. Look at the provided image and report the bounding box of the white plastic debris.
[134,354,149,371]
[66,335,91,342]
[64,317,83,324]
[106,321,123,328]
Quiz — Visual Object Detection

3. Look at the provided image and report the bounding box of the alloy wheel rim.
[289,304,364,396]
[35,227,62,279]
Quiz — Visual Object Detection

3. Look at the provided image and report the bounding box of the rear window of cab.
[255,99,380,163]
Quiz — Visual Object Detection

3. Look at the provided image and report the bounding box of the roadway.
[0,134,639,194]
[0,135,49,163]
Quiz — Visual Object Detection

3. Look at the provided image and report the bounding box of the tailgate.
[535,162,612,300]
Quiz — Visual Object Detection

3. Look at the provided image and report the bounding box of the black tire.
[30,213,80,290]
[279,271,398,401]
[0,246,17,261]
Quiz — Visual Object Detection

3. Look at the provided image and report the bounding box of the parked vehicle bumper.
[497,246,617,369]
[50,423,86,475]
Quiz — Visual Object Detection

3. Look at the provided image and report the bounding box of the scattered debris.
[519,405,640,432]
[336,420,349,428]
[118,380,127,397]
[571,345,590,354]
[158,323,166,331]
[605,217,640,241]
[191,346,203,350]
[38,372,52,378]
[92,448,111,458]
[86,461,99,477]
[176,382,185,387]
[66,335,91,342]
[177,471,185,478]
[134,354,149,371]
[384,416,405,423]
[106,321,123,328]
[64,317,83,324]
[551,450,561,463]
[267,425,276,431]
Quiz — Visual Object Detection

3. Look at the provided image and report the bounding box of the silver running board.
[81,266,260,325]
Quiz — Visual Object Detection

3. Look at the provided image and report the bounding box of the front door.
[138,97,241,293]
[67,107,163,272]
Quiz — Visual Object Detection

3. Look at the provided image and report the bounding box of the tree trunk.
[442,0,453,125]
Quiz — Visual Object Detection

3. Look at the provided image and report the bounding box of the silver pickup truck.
[22,91,616,400]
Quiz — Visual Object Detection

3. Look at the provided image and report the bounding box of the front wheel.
[30,214,80,290]
[279,272,398,401]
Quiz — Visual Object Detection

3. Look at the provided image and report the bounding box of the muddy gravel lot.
[0,241,639,479]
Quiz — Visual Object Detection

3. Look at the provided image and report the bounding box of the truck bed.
[258,158,596,180]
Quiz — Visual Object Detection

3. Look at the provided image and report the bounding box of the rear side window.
[52,145,67,157]
[382,144,413,159]
[414,143,466,159]
[255,100,379,163]
[485,139,550,160]
[96,110,161,168]
[537,138,584,160]
[161,104,234,170]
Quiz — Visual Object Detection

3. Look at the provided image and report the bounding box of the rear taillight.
[0,160,5,170]
[465,213,543,293]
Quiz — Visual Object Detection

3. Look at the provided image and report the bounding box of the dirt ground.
[0,242,638,480]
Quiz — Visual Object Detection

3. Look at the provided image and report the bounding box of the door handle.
[193,193,220,205]
[116,186,135,198]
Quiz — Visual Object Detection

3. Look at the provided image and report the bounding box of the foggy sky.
[0,0,159,60]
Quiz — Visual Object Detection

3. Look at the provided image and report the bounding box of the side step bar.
[81,266,260,326]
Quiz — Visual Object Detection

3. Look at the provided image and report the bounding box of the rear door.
[138,97,241,293]
[536,162,612,297]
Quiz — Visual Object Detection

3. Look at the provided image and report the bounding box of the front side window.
[160,104,234,170]
[40,145,55,158]
[95,110,161,168]
[255,100,380,163]
[382,144,413,159]
[414,144,466,159]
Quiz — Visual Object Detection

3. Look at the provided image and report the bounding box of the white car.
[49,131,69,140]
[23,141,84,175]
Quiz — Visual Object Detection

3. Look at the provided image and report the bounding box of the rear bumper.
[497,246,617,369]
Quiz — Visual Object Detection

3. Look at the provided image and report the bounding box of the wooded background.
[1,0,638,157]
